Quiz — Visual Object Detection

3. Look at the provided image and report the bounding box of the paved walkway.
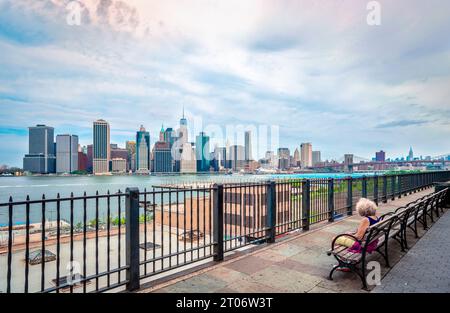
[138,189,436,293]
[373,208,450,293]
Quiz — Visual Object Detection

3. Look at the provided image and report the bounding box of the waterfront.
[0,173,376,226]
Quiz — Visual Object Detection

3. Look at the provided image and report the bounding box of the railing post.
[382,175,388,203]
[328,179,335,222]
[373,175,379,205]
[266,181,276,243]
[213,184,224,262]
[362,176,368,198]
[302,180,311,231]
[347,177,353,216]
[391,175,395,200]
[125,187,140,292]
[398,175,402,199]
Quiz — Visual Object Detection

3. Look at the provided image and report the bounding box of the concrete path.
[372,208,450,293]
[138,189,436,293]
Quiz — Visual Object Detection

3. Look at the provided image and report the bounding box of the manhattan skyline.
[1,0,450,167]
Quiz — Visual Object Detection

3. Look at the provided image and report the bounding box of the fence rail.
[1,171,450,293]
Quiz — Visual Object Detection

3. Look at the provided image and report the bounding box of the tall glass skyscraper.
[23,124,56,173]
[93,119,110,174]
[136,125,150,173]
[196,132,210,172]
[56,134,78,173]
[244,130,252,162]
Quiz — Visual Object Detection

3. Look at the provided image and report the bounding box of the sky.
[1,0,450,167]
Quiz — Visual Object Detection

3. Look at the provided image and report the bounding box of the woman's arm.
[354,218,370,240]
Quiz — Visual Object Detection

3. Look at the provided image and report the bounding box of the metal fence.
[1,171,449,293]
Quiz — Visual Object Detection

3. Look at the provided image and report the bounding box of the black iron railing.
[1,171,449,293]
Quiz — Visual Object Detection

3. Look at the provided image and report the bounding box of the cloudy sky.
[1,0,450,166]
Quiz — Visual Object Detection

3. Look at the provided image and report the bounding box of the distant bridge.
[312,159,450,170]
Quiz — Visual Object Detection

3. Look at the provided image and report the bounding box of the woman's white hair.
[356,198,377,217]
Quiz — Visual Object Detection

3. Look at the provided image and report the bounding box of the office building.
[56,134,78,173]
[375,150,386,162]
[300,143,313,168]
[126,141,136,171]
[23,124,56,174]
[230,145,245,171]
[87,144,93,173]
[153,141,172,173]
[111,158,127,173]
[244,130,252,162]
[293,148,300,167]
[180,143,197,173]
[312,151,321,166]
[136,125,150,173]
[93,119,110,174]
[196,132,210,172]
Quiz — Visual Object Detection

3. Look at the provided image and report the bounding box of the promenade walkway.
[372,208,450,293]
[138,189,436,293]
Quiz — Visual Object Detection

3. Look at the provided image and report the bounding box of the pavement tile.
[249,265,321,293]
[223,255,277,276]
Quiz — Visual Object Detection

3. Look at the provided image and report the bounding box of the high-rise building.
[375,150,386,162]
[136,125,150,173]
[196,132,210,172]
[126,141,136,171]
[213,146,227,170]
[312,151,321,166]
[244,130,252,162]
[277,148,290,170]
[56,134,78,173]
[178,107,188,144]
[78,149,88,171]
[300,143,312,168]
[153,141,172,173]
[111,158,127,173]
[293,148,300,166]
[229,145,245,171]
[93,119,110,174]
[159,125,165,142]
[23,124,56,174]
[407,147,414,161]
[180,143,197,173]
[87,144,93,173]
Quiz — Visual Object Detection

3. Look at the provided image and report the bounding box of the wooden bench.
[326,187,449,289]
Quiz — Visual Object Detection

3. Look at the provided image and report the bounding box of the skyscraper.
[375,150,386,162]
[136,125,150,173]
[93,119,110,174]
[408,147,414,161]
[178,107,188,144]
[153,141,172,173]
[293,148,300,166]
[23,124,56,174]
[230,145,245,171]
[300,143,313,168]
[126,141,136,171]
[244,130,252,162]
[56,134,78,173]
[312,151,321,166]
[277,148,290,170]
[196,132,210,172]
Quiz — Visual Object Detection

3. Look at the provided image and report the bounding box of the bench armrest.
[327,234,362,255]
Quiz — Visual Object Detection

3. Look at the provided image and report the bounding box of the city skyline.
[12,117,450,171]
[1,1,450,166]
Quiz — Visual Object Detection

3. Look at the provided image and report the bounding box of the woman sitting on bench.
[352,198,380,241]
[334,198,380,271]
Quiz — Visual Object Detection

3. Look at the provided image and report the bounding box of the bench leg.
[328,265,339,280]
